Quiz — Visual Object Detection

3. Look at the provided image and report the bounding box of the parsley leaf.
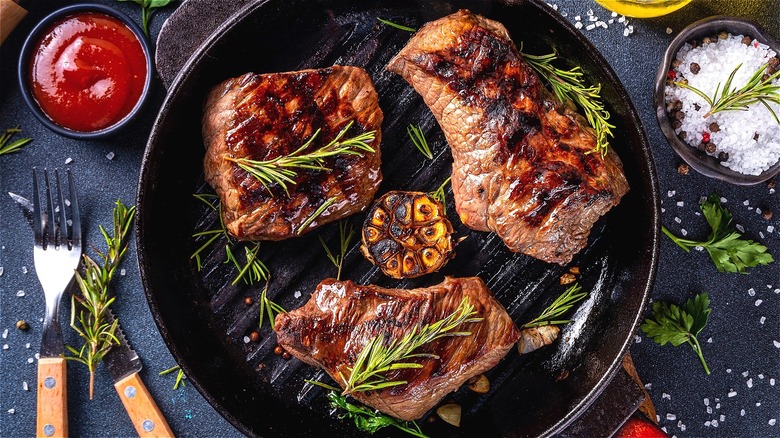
[662,193,773,273]
[641,293,711,375]
[327,392,429,437]
[118,0,176,37]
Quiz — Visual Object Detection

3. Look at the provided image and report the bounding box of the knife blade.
[104,311,175,437]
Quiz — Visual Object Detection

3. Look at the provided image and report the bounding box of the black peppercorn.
[673,119,682,129]
[677,163,690,175]
[709,122,720,132]
[705,143,716,153]
[689,62,700,74]
[675,111,685,120]
[678,131,688,140]
[717,151,729,162]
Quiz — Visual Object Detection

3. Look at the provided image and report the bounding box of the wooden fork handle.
[114,372,175,437]
[0,0,27,45]
[36,357,68,438]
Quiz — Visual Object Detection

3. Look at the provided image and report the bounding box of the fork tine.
[32,168,43,245]
[67,169,81,249]
[43,169,56,249]
[55,169,68,249]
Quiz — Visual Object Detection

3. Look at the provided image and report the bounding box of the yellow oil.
[595,0,692,18]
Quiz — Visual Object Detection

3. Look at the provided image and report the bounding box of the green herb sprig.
[641,292,712,375]
[429,177,451,214]
[159,365,186,389]
[225,243,269,286]
[662,194,773,273]
[407,124,433,159]
[377,17,416,32]
[521,283,588,329]
[67,200,135,399]
[327,392,429,437]
[675,63,780,124]
[297,198,336,235]
[117,0,176,37]
[226,121,376,195]
[258,283,285,330]
[319,220,355,280]
[342,297,481,394]
[0,127,32,156]
[520,49,615,156]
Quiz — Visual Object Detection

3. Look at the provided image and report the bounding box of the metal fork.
[32,168,81,438]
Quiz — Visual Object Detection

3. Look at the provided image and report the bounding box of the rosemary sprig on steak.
[226,120,376,195]
[342,297,482,394]
[297,198,337,235]
[520,50,615,156]
[521,283,588,329]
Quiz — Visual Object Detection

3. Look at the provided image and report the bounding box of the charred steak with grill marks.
[202,66,383,241]
[274,277,519,421]
[387,10,629,265]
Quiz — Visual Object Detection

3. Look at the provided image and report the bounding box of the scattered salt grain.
[759,374,764,379]
[7,409,14,414]
[747,378,753,388]
[716,403,720,409]
[243,336,250,344]
[668,190,676,197]
[120,268,126,276]
[666,413,677,421]
[662,393,671,400]
[760,231,765,238]
[748,288,756,296]
[720,414,725,422]
[756,402,762,407]
[16,290,25,297]
[704,420,711,427]
[586,8,593,16]
[645,383,652,390]
[744,200,750,206]
[2,329,7,339]
[706,406,713,414]
[586,24,596,31]
[679,424,686,432]
[21,266,27,274]
[2,344,8,350]
[608,19,614,24]
[22,381,28,391]
[611,11,618,17]
[736,224,746,233]
[25,343,30,349]
[634,335,642,343]
[0,266,3,276]
[755,299,763,306]
[34,353,39,359]
[773,340,780,348]
[27,358,33,364]
[760,316,766,324]
[741,409,746,416]
[106,152,115,160]
[720,197,728,203]
[727,368,732,373]
[622,28,630,37]
[676,201,684,207]
[588,15,598,22]
[728,390,737,397]
[575,22,583,29]
[681,229,688,236]
[674,217,681,223]
[711,420,719,428]
[294,291,302,299]
[574,15,581,21]
[666,27,673,34]
[707,337,713,343]
[704,398,710,406]
[770,419,777,426]
[743,371,749,377]
[618,16,626,23]
[768,225,775,233]
[65,157,73,164]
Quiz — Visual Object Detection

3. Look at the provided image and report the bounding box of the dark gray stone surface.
[1,1,777,437]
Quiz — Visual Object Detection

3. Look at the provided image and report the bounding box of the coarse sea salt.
[664,34,780,175]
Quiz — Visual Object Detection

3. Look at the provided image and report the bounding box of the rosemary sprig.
[327,392,429,437]
[258,283,286,330]
[675,63,780,124]
[191,193,230,271]
[67,200,135,399]
[318,220,355,280]
[226,121,376,195]
[297,198,336,235]
[0,127,32,156]
[159,365,186,389]
[520,49,615,156]
[342,297,482,394]
[226,243,269,286]
[377,17,416,32]
[429,177,451,214]
[521,283,587,329]
[407,124,433,159]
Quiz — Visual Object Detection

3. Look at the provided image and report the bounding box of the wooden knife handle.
[114,372,175,437]
[0,0,28,45]
[36,357,68,438]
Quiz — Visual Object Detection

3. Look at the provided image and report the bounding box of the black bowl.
[17,3,153,140]
[653,16,780,185]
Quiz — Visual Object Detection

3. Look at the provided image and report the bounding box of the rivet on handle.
[43,424,55,436]
[43,376,56,389]
[124,385,137,398]
[142,419,155,432]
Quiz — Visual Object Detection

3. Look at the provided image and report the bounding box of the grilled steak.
[274,277,519,420]
[202,66,383,240]
[387,10,629,264]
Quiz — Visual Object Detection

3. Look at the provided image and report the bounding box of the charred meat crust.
[203,66,383,241]
[387,10,629,264]
[274,277,519,421]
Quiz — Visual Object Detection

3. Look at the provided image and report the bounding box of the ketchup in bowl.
[26,10,148,133]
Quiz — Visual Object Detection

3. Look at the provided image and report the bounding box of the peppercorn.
[701,132,710,143]
[674,111,685,121]
[678,131,687,140]
[693,103,701,112]
[717,151,729,162]
[568,266,581,275]
[742,35,752,45]
[709,122,720,132]
[768,178,777,189]
[671,59,681,69]
[697,143,707,152]
[673,100,683,111]
[244,296,254,306]
[754,133,760,141]
[673,120,682,129]
[16,320,29,331]
[559,273,576,285]
[677,163,690,175]
[273,345,284,355]
[768,57,780,69]
[702,36,712,44]
[705,142,716,154]
[718,31,728,40]
[282,352,291,360]
[689,62,700,74]
[762,209,773,220]
[250,331,261,342]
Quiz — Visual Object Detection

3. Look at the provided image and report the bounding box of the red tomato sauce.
[29,12,148,132]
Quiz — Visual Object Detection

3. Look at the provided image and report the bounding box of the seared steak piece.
[203,66,383,240]
[387,10,629,264]
[274,277,518,420]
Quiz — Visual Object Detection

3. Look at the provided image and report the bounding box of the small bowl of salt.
[654,16,780,185]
